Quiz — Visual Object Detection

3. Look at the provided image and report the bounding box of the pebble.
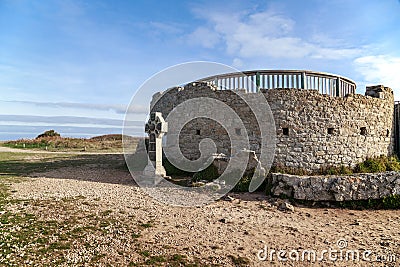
[278,202,295,212]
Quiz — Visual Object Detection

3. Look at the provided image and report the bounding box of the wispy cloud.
[148,21,184,35]
[354,55,400,97]
[1,100,148,115]
[0,115,144,140]
[0,114,131,126]
[187,27,221,48]
[188,9,362,60]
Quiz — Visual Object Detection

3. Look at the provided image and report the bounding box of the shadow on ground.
[0,152,137,185]
[0,151,273,202]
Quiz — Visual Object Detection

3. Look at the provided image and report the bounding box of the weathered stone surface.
[143,112,168,180]
[271,172,400,201]
[151,82,394,172]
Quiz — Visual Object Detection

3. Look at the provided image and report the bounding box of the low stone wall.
[271,172,400,201]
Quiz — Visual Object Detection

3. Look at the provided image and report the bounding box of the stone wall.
[266,85,394,170]
[150,82,394,172]
[271,172,400,201]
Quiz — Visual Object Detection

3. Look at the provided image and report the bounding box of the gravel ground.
[8,165,400,266]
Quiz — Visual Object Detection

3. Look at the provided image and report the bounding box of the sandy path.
[0,146,51,153]
[9,166,400,266]
[0,146,123,155]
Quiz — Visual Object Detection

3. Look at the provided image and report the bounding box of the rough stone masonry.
[151,82,394,172]
[271,172,400,201]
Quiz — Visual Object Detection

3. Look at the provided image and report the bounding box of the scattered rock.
[379,241,390,247]
[192,182,206,187]
[350,220,362,226]
[222,195,235,202]
[205,182,221,191]
[278,202,295,212]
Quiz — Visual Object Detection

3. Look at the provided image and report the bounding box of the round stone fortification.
[151,82,394,172]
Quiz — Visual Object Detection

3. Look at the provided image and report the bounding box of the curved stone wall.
[150,82,394,171]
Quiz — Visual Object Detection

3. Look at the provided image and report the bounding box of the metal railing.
[198,70,356,97]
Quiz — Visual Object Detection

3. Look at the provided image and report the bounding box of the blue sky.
[0,0,400,138]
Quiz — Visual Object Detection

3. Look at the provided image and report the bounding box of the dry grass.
[2,134,141,153]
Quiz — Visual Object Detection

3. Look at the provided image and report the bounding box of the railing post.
[301,72,306,89]
[256,72,260,92]
[336,77,341,97]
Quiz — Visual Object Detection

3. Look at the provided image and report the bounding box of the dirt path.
[0,146,122,155]
[0,146,51,153]
[9,166,400,266]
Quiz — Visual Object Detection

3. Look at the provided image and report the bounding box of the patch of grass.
[296,194,400,210]
[0,175,150,266]
[232,175,252,192]
[270,163,311,176]
[139,250,151,257]
[354,157,386,173]
[48,241,72,250]
[271,155,400,176]
[139,222,153,228]
[354,155,400,173]
[2,134,140,153]
[382,194,400,209]
[90,252,107,262]
[132,232,141,238]
[192,163,219,182]
[145,255,166,265]
[340,195,400,209]
[135,251,199,266]
[338,198,383,210]
[318,165,353,175]
[172,254,186,262]
[101,209,113,216]
[0,152,128,177]
[163,158,194,177]
[228,255,250,266]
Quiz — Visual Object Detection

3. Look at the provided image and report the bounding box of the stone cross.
[144,112,168,177]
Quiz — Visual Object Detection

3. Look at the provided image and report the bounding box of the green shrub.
[232,175,252,192]
[382,194,400,209]
[355,158,385,173]
[36,129,60,139]
[270,163,310,176]
[385,156,400,171]
[339,198,382,209]
[269,156,400,177]
[338,195,400,210]
[318,165,353,175]
[354,155,399,173]
[192,164,219,182]
[163,158,193,176]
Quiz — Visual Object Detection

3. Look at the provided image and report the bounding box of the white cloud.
[189,9,361,60]
[2,100,134,114]
[354,55,400,98]
[187,26,220,48]
[0,114,129,126]
[232,58,243,68]
[148,21,183,35]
